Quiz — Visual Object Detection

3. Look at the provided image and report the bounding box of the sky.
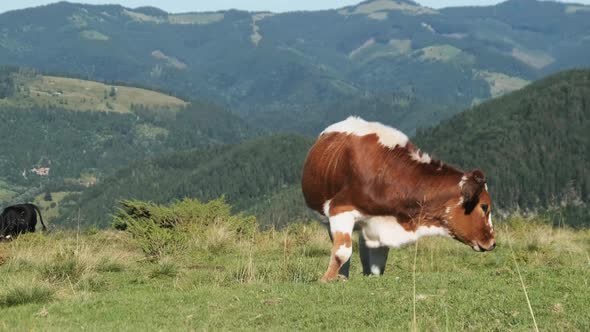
[0,0,589,14]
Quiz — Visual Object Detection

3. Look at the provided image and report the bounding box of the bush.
[112,198,258,259]
[126,219,186,260]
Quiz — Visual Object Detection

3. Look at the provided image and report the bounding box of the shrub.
[125,218,186,260]
[112,198,258,259]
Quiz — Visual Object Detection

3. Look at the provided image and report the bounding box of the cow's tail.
[32,204,47,232]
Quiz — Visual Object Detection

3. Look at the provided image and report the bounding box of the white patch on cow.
[370,265,381,275]
[445,206,451,215]
[457,197,464,206]
[484,183,489,191]
[323,200,331,217]
[321,116,409,149]
[459,175,468,189]
[335,244,353,262]
[360,216,450,248]
[329,210,362,235]
[488,211,493,228]
[409,149,432,164]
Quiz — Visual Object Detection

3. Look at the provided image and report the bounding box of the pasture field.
[0,75,187,113]
[0,203,588,331]
[32,192,73,224]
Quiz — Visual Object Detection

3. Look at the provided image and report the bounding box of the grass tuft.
[149,261,178,278]
[39,252,86,283]
[96,258,125,273]
[0,284,54,307]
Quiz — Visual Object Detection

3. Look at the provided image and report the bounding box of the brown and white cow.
[302,117,495,282]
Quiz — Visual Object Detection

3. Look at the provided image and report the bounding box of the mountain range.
[2,0,590,133]
[0,0,588,228]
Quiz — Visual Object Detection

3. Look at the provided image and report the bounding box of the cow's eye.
[481,204,489,213]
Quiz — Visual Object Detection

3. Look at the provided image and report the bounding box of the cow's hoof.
[320,274,336,283]
[320,274,348,283]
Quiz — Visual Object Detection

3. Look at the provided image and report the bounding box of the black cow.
[0,203,46,241]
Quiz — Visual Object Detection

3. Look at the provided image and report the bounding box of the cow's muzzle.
[473,241,496,252]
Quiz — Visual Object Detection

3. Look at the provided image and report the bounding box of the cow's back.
[302,133,352,214]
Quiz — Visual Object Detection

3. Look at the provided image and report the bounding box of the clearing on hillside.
[0,75,187,113]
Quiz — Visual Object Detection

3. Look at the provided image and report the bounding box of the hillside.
[2,0,590,133]
[58,70,590,229]
[0,66,186,113]
[60,135,313,228]
[0,66,257,207]
[415,69,590,227]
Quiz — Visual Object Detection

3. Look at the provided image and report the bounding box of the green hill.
[414,69,590,227]
[60,135,313,228]
[2,0,590,133]
[0,66,257,207]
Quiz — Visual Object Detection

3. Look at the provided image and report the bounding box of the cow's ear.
[461,169,486,208]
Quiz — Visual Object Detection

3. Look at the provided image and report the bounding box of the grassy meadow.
[0,199,588,331]
[0,75,187,113]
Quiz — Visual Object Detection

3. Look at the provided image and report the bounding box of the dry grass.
[475,70,530,98]
[511,48,555,69]
[340,0,437,16]
[1,231,140,283]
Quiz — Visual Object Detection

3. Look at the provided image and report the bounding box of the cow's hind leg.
[359,235,390,276]
[321,211,357,282]
[326,225,350,279]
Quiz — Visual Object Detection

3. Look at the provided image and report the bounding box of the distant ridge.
[1,0,589,133]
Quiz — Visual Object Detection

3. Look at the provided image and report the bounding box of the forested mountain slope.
[0,66,257,205]
[61,135,313,228]
[59,70,590,228]
[2,0,590,133]
[415,69,589,226]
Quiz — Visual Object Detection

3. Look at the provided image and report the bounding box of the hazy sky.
[1,0,589,14]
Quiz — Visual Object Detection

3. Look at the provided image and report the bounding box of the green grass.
[0,217,588,330]
[33,191,71,224]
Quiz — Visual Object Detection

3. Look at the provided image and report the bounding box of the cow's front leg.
[359,235,390,276]
[321,210,357,282]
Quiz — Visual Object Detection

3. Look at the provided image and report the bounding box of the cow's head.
[447,169,495,252]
